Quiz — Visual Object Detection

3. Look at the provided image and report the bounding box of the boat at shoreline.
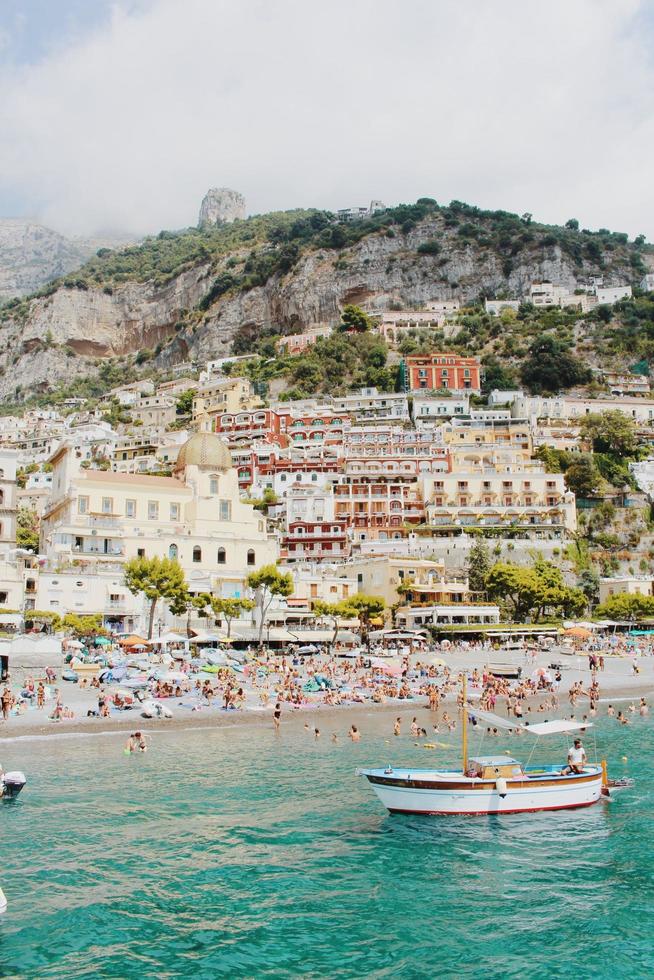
[358,676,612,816]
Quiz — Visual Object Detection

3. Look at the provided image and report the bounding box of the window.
[126,499,136,518]
[311,473,317,481]
[247,549,255,566]
[102,497,113,514]
[0,591,7,605]
[137,548,145,558]
[193,546,202,563]
[148,501,159,520]
[217,547,226,564]
[169,544,178,560]
[219,500,231,521]
[78,496,89,514]
[209,477,219,495]
[170,503,180,521]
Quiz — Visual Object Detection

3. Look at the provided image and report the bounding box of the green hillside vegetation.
[2,197,650,324]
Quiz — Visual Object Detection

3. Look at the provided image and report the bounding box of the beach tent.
[7,634,64,670]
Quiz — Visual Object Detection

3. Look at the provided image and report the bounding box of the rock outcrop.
[198,188,246,228]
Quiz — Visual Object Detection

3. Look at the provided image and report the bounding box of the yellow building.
[193,378,263,431]
[41,432,278,598]
[347,556,469,606]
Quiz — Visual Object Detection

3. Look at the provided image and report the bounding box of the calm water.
[0,711,652,979]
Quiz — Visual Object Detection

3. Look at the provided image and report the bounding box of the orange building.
[405,354,481,393]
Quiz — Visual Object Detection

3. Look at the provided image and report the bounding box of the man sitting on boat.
[561,739,587,775]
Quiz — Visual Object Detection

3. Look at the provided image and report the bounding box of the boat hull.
[360,767,603,816]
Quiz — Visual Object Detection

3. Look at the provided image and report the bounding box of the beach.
[2,643,653,742]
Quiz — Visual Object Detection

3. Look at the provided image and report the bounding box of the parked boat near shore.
[358,676,614,816]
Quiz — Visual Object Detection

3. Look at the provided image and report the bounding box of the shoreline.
[2,678,652,743]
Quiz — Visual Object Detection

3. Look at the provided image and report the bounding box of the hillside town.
[1,274,654,650]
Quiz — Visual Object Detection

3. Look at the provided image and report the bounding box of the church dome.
[174,431,232,473]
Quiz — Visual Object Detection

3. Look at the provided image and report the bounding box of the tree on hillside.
[520,335,592,394]
[466,536,491,595]
[175,389,195,416]
[209,596,255,638]
[339,304,372,333]
[344,594,386,651]
[579,411,637,457]
[485,560,585,623]
[595,592,654,621]
[17,507,40,552]
[563,455,603,497]
[124,555,188,639]
[246,564,294,646]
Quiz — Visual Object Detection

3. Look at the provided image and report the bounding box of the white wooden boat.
[358,677,609,816]
[359,756,604,815]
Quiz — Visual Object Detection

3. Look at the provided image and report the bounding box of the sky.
[0,0,653,238]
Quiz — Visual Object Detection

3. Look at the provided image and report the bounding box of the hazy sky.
[1,0,653,238]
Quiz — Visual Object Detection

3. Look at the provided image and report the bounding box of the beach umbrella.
[94,637,111,646]
[66,640,84,649]
[118,634,151,648]
[564,626,592,639]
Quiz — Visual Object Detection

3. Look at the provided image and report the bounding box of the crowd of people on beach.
[0,634,653,736]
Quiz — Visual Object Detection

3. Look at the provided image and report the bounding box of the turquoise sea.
[0,710,652,979]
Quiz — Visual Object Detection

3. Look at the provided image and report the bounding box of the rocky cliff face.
[198,188,246,227]
[0,219,137,300]
[0,219,88,299]
[0,209,641,403]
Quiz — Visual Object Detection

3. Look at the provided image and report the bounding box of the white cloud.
[0,0,652,238]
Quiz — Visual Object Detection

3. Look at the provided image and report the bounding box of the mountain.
[0,218,138,301]
[0,198,651,407]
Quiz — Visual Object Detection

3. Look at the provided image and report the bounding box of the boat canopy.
[525,719,592,735]
[469,707,520,731]
[469,706,592,736]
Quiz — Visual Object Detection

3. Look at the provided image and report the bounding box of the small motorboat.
[1,771,27,800]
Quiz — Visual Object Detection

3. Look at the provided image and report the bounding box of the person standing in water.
[273,702,282,732]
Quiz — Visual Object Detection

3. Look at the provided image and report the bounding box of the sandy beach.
[2,646,652,743]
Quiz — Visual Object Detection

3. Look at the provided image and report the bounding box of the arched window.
[247,549,255,566]
[217,547,226,564]
[193,546,202,563]
[169,543,178,560]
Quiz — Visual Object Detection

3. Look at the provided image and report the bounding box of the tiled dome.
[174,432,232,473]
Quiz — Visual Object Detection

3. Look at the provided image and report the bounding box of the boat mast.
[461,672,468,774]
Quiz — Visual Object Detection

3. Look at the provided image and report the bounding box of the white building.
[396,603,501,629]
[413,395,470,426]
[40,432,278,600]
[484,299,520,315]
[331,388,410,424]
[595,285,632,305]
